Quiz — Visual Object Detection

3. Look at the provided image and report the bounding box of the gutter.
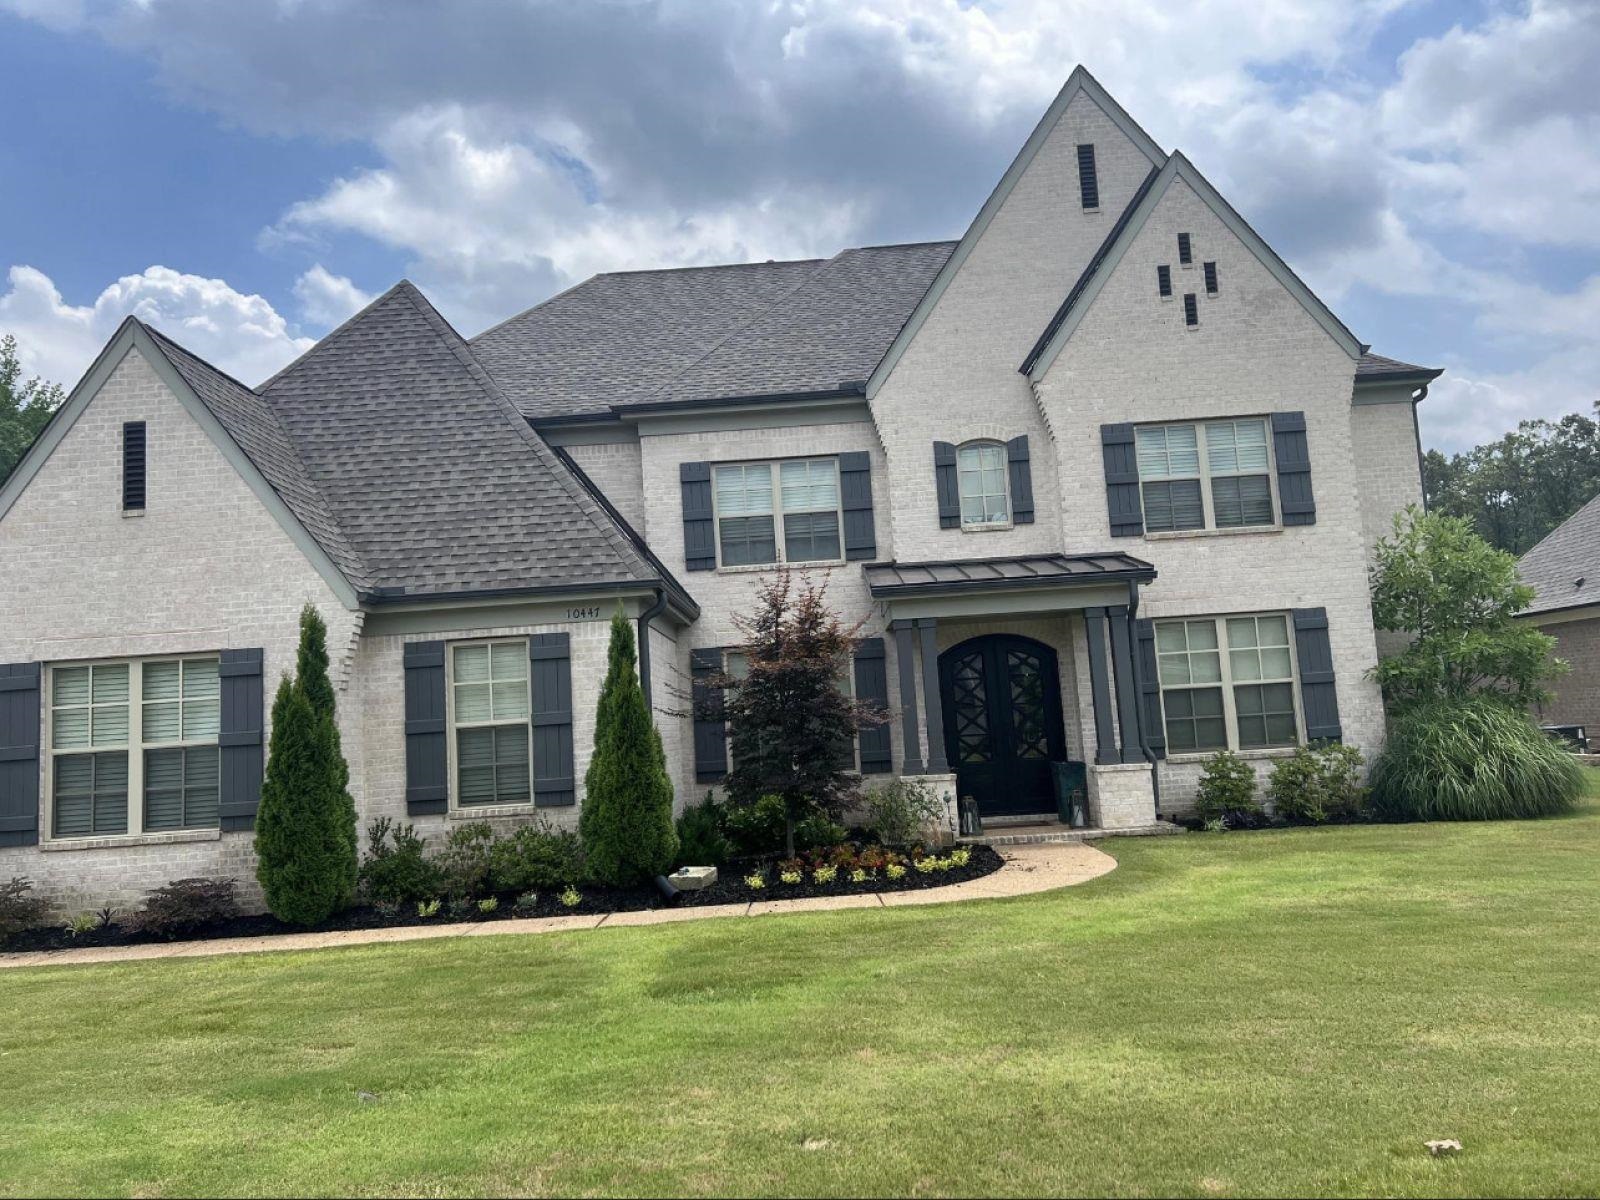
[637,587,671,711]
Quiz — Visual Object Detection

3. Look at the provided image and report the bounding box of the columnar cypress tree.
[580,609,678,885]
[295,604,358,900]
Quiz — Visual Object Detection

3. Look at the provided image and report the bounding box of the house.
[1519,492,1600,743]
[0,68,1442,912]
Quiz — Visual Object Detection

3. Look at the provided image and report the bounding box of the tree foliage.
[0,334,66,485]
[1423,403,1600,555]
[1370,507,1566,711]
[580,609,678,885]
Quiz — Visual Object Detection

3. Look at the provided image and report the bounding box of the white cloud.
[291,265,373,329]
[0,264,312,389]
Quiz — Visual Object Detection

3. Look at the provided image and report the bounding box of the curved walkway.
[0,841,1116,971]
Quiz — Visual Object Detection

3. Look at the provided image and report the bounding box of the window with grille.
[450,641,532,808]
[956,442,1010,526]
[713,457,841,567]
[1135,419,1276,532]
[1156,613,1300,753]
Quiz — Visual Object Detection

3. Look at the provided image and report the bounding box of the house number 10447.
[565,606,602,620]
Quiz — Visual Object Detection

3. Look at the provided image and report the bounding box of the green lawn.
[6,773,1600,1198]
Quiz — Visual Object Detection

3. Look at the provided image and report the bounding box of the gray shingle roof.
[1519,492,1600,617]
[865,552,1155,598]
[1355,352,1443,382]
[470,242,956,419]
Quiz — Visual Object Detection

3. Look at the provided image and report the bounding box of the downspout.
[1411,384,1431,512]
[1126,579,1162,817]
[637,587,670,713]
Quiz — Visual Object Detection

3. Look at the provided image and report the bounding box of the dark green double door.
[939,634,1067,817]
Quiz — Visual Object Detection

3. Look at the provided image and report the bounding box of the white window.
[47,656,221,839]
[1136,418,1275,532]
[449,640,532,808]
[713,457,841,567]
[1156,613,1300,753]
[956,442,1009,526]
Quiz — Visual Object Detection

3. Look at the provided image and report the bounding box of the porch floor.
[958,820,1186,847]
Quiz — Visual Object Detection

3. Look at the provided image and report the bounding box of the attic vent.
[1157,265,1172,298]
[1076,144,1099,210]
[122,421,146,511]
[1178,233,1193,265]
[1204,261,1219,294]
[1183,293,1199,328]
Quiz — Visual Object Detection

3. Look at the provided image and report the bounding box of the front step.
[959,821,1186,847]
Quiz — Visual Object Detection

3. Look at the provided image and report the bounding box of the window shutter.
[1133,620,1166,760]
[933,441,960,529]
[691,648,727,782]
[122,421,146,511]
[1292,608,1342,742]
[1006,435,1036,525]
[680,461,716,571]
[838,451,877,560]
[530,633,575,807]
[1203,261,1219,294]
[403,641,448,815]
[1272,411,1316,526]
[217,649,264,831]
[1178,232,1192,264]
[1157,265,1172,298]
[853,638,892,774]
[1183,293,1198,327]
[0,663,41,848]
[1100,423,1144,537]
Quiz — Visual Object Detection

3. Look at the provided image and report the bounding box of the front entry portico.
[939,634,1066,817]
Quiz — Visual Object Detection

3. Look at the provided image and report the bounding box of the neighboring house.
[0,68,1442,912]
[1519,492,1600,740]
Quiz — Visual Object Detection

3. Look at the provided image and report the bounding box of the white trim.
[1154,612,1305,754]
[710,455,845,571]
[955,440,1012,529]
[445,638,535,811]
[1136,417,1281,534]
[866,67,1166,399]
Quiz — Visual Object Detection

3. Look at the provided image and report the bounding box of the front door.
[938,635,1067,817]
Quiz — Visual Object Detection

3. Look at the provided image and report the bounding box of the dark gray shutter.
[531,633,575,807]
[122,421,146,511]
[218,649,264,831]
[680,461,716,571]
[691,648,727,782]
[1100,423,1144,537]
[933,441,960,528]
[853,638,891,774]
[1293,608,1342,742]
[0,663,41,848]
[1006,435,1036,524]
[839,451,877,560]
[1273,411,1316,526]
[403,641,448,815]
[1076,143,1099,210]
[1133,620,1165,760]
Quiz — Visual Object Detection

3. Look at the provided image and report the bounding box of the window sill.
[1144,525,1283,542]
[41,828,222,852]
[960,521,1013,534]
[448,802,542,820]
[121,508,146,519]
[715,559,845,576]
[1165,746,1301,765]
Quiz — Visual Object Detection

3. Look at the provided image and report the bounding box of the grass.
[5,770,1599,1198]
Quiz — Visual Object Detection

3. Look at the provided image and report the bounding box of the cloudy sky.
[0,0,1594,452]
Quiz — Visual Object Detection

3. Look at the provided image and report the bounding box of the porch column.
[1084,607,1119,765]
[915,618,949,773]
[890,620,924,774]
[1107,603,1145,764]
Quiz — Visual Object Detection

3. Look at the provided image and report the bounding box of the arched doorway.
[938,634,1067,817]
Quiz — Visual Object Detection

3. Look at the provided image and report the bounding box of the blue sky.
[1,0,1595,453]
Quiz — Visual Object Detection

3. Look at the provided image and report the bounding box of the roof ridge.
[258,279,415,392]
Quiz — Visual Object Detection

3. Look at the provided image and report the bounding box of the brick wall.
[1536,614,1600,735]
[561,438,646,530]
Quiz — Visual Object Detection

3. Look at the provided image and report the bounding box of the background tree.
[0,334,66,484]
[714,571,886,859]
[580,609,678,885]
[1370,506,1567,712]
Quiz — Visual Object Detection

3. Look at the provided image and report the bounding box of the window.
[122,421,146,511]
[1157,613,1299,753]
[956,442,1009,526]
[48,656,220,838]
[1076,143,1099,210]
[713,457,841,567]
[1178,232,1193,265]
[1135,418,1275,533]
[1157,265,1172,298]
[1183,293,1199,327]
[1203,261,1219,294]
[450,641,531,808]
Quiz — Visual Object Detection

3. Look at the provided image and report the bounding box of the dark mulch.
[3,846,1004,955]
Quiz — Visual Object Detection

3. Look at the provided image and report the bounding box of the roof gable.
[1519,491,1600,617]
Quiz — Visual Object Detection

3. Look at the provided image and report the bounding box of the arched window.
[956,441,1009,527]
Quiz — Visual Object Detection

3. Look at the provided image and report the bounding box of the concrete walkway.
[0,841,1116,971]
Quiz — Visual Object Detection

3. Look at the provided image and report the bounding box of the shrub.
[1371,696,1584,821]
[885,862,906,881]
[723,793,789,856]
[477,897,499,914]
[580,610,678,885]
[435,822,496,901]
[779,869,802,885]
[63,911,97,938]
[674,792,733,867]
[862,778,944,847]
[1269,743,1367,824]
[514,891,539,915]
[812,865,837,885]
[489,820,585,892]
[417,898,441,919]
[0,877,48,939]
[743,871,766,890]
[138,878,238,935]
[1193,750,1261,824]
[358,817,441,907]
[795,812,848,851]
[558,886,582,908]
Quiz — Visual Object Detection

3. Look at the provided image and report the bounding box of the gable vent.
[1157,265,1172,298]
[1183,293,1199,327]
[1178,233,1193,265]
[122,421,146,511]
[1076,144,1099,210]
[1204,261,1219,294]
